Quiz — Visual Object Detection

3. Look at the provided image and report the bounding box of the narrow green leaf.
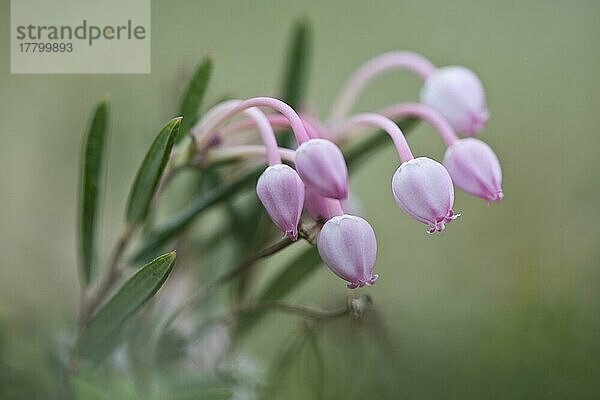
[79,99,110,285]
[130,167,262,264]
[278,17,312,147]
[281,17,311,109]
[126,117,181,225]
[77,252,176,360]
[177,57,213,142]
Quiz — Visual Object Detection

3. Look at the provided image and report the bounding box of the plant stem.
[189,294,371,349]
[229,301,351,320]
[157,235,299,338]
[191,301,351,342]
[79,224,135,328]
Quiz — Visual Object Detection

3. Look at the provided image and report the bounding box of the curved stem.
[332,113,414,162]
[328,51,437,121]
[203,145,296,165]
[223,113,290,135]
[192,100,282,165]
[79,224,135,328]
[378,103,458,146]
[215,301,351,325]
[190,294,372,348]
[157,236,299,338]
[221,113,322,139]
[244,107,281,165]
[193,97,310,150]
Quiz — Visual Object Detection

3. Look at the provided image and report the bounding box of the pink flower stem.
[378,103,458,146]
[332,113,414,162]
[205,145,296,164]
[193,97,310,151]
[246,108,281,165]
[205,145,345,217]
[191,100,280,165]
[328,51,437,121]
[221,113,324,139]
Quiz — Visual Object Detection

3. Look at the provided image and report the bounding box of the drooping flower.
[295,138,349,199]
[420,66,489,136]
[377,103,503,203]
[391,157,459,233]
[443,138,503,202]
[256,164,305,240]
[317,215,378,289]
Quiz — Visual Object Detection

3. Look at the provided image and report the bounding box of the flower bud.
[295,139,349,199]
[420,66,489,136]
[317,215,378,289]
[443,138,503,202]
[256,164,305,240]
[391,157,459,233]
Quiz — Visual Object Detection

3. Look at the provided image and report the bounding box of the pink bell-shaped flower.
[420,66,489,136]
[391,157,459,233]
[295,139,349,199]
[317,215,378,289]
[443,138,503,202]
[256,164,305,240]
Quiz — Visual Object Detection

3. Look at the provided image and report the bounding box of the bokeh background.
[1,0,599,398]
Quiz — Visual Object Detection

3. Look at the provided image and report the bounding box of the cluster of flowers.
[185,51,502,289]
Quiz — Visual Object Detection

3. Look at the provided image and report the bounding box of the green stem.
[192,301,350,341]
[157,235,297,338]
[79,224,135,328]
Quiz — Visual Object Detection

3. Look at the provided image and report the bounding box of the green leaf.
[177,57,213,142]
[278,17,312,147]
[126,117,181,225]
[79,99,110,285]
[281,17,311,109]
[131,167,262,264]
[76,252,176,360]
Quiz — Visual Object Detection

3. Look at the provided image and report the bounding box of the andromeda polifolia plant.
[61,18,503,399]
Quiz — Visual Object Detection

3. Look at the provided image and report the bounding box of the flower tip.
[347,282,363,289]
[347,274,379,289]
[427,210,460,234]
[338,185,349,200]
[366,274,379,286]
[490,191,503,203]
[285,228,299,241]
[465,110,489,136]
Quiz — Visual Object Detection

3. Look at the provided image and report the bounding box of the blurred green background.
[1,0,599,398]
